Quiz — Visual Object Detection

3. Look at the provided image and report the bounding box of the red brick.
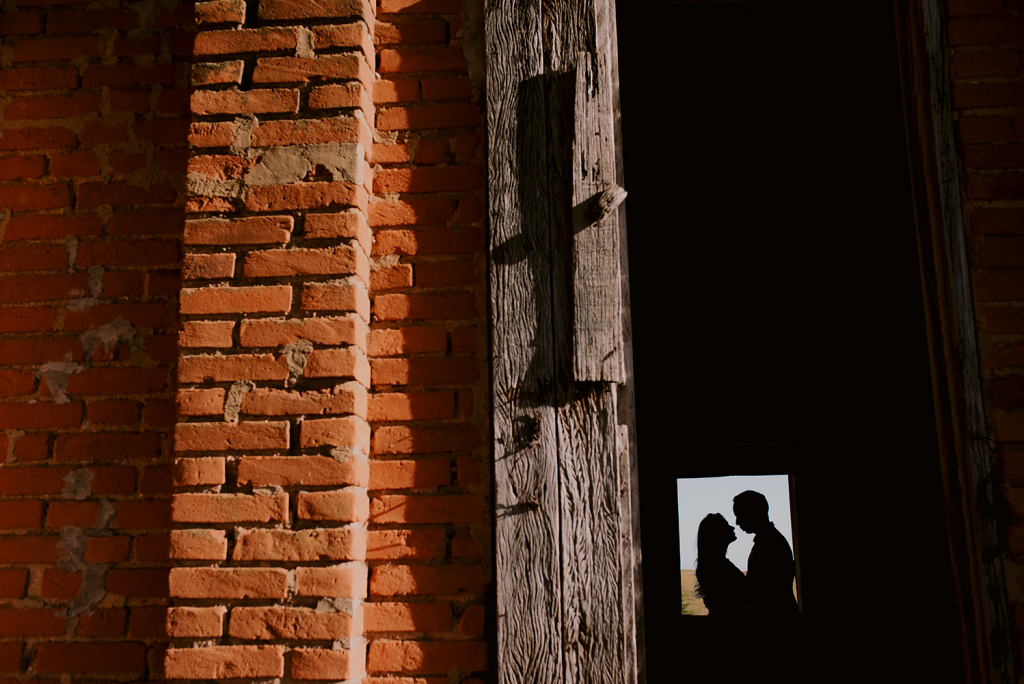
[245,244,365,278]
[300,415,371,451]
[53,432,161,461]
[372,357,480,385]
[380,0,460,11]
[164,645,285,679]
[183,254,236,281]
[190,120,237,147]
[181,323,234,350]
[191,88,300,115]
[0,641,22,670]
[85,536,131,563]
[965,144,1024,168]
[458,605,485,635]
[0,402,82,430]
[229,606,360,640]
[87,399,141,425]
[954,83,1024,109]
[305,212,372,249]
[180,285,292,314]
[170,567,288,599]
[367,391,454,421]
[109,500,172,529]
[376,166,483,193]
[81,63,176,88]
[0,336,81,363]
[236,455,369,488]
[954,50,1020,78]
[178,354,288,383]
[185,216,293,244]
[193,60,245,86]
[195,27,298,54]
[371,494,485,523]
[135,118,190,144]
[166,606,224,637]
[81,121,130,145]
[233,528,365,561]
[175,421,290,452]
[290,648,363,680]
[34,641,145,674]
[245,181,366,213]
[367,640,487,674]
[976,270,1024,300]
[377,103,480,132]
[0,12,44,35]
[129,606,168,638]
[380,47,466,73]
[301,279,370,318]
[980,305,1024,333]
[417,260,477,288]
[422,76,473,102]
[0,370,36,396]
[173,457,226,486]
[374,293,478,320]
[51,151,100,177]
[135,533,172,561]
[375,20,446,45]
[109,89,152,113]
[47,501,100,527]
[0,307,62,333]
[0,66,76,91]
[105,569,168,593]
[949,18,1024,45]
[0,500,43,528]
[196,0,246,24]
[367,528,447,560]
[295,564,366,598]
[0,570,28,598]
[298,489,369,522]
[46,7,137,31]
[252,55,367,85]
[373,79,420,104]
[169,529,227,560]
[0,126,76,151]
[949,0,1006,14]
[0,184,68,212]
[370,564,486,596]
[4,92,100,120]
[309,82,373,111]
[77,181,177,209]
[259,0,367,21]
[0,243,66,271]
[77,608,126,637]
[373,424,481,454]
[0,608,65,636]
[251,117,364,147]
[372,263,415,290]
[364,602,451,632]
[63,302,167,331]
[968,173,1024,200]
[239,316,363,347]
[108,208,185,236]
[67,368,166,395]
[0,156,45,180]
[172,493,288,523]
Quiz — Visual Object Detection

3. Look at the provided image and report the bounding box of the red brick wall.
[366,0,489,679]
[0,0,192,680]
[950,0,1024,664]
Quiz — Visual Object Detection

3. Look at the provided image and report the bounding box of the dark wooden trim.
[894,1,1014,681]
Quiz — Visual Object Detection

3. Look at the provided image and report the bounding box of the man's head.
[733,490,770,534]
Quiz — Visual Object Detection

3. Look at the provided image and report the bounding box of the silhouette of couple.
[695,490,799,621]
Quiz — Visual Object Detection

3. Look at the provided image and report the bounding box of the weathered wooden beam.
[486,0,563,681]
[572,50,624,383]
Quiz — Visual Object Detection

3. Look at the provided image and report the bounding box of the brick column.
[166,0,375,680]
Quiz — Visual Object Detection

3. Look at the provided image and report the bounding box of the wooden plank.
[558,383,626,684]
[572,50,624,383]
[894,1,1013,681]
[485,0,563,681]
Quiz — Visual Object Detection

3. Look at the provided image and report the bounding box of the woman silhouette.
[695,513,748,619]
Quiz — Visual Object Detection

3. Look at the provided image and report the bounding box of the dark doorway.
[616,1,964,681]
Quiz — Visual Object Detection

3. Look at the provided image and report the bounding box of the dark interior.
[616,1,964,680]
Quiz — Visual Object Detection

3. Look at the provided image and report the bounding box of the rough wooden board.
[486,0,563,681]
[558,383,626,684]
[572,50,624,383]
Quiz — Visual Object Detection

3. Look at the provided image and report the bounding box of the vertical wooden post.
[486,0,640,681]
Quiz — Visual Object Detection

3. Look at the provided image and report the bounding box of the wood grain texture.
[895,1,1013,681]
[487,0,640,680]
[573,50,624,383]
[486,0,562,681]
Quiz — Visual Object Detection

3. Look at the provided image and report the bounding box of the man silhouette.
[733,490,799,620]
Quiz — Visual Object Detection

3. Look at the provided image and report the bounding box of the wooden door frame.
[895,1,1015,682]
